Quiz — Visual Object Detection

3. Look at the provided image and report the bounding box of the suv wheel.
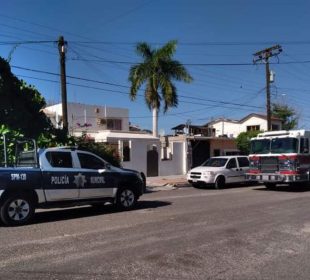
[215,176,225,189]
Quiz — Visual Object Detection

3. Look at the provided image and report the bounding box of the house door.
[147,148,158,177]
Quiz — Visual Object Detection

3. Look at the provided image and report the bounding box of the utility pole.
[253,45,282,131]
[58,36,68,134]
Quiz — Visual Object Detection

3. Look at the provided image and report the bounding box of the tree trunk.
[152,107,158,137]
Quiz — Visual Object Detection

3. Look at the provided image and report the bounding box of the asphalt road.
[1,183,310,280]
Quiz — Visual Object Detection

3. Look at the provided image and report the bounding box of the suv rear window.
[237,157,249,167]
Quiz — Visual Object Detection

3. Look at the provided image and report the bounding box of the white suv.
[187,156,250,189]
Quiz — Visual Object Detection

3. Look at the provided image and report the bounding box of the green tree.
[271,103,298,130]
[0,124,23,166]
[128,40,193,137]
[74,134,121,167]
[236,130,261,155]
[0,57,52,138]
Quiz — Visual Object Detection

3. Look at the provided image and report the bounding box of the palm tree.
[128,40,193,137]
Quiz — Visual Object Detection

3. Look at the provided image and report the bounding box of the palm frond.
[136,42,153,60]
[161,60,193,83]
[159,78,178,112]
[155,40,177,60]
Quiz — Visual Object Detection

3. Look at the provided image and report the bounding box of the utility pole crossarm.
[253,45,282,131]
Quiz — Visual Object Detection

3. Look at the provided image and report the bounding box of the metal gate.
[147,148,158,177]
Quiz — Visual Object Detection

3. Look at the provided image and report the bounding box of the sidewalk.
[146,174,188,190]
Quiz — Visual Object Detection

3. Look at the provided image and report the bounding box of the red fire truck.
[246,130,310,189]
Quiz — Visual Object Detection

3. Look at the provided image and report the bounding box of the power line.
[16,73,264,111]
[68,40,310,46]
[68,57,310,66]
[11,65,130,89]
[0,40,57,45]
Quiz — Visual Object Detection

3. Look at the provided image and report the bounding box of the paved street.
[1,184,310,279]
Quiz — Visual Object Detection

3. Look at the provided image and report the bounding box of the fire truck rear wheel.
[265,183,276,190]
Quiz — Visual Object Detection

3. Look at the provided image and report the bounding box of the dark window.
[46,152,73,168]
[271,124,280,131]
[214,149,220,156]
[226,158,237,169]
[123,141,130,162]
[107,119,122,130]
[300,138,309,153]
[247,125,260,132]
[78,153,106,169]
[237,157,249,167]
[271,138,298,153]
[202,158,227,167]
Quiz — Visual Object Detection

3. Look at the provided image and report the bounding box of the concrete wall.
[121,139,160,177]
[122,139,186,176]
[159,142,185,176]
[209,138,238,156]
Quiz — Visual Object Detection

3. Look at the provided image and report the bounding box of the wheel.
[265,183,276,190]
[140,172,146,193]
[116,187,137,210]
[0,193,35,226]
[214,176,225,189]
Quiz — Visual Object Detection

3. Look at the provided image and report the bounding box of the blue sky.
[1,0,310,134]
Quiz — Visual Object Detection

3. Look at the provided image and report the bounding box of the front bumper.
[246,173,309,183]
[187,175,215,185]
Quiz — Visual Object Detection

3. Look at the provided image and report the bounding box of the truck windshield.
[271,138,298,153]
[202,158,228,167]
[250,139,271,154]
[250,137,299,154]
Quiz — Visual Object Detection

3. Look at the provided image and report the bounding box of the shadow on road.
[31,200,171,225]
[253,184,310,193]
[192,182,256,190]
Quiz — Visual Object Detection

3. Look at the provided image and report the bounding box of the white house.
[44,102,129,133]
[44,103,186,177]
[207,113,282,138]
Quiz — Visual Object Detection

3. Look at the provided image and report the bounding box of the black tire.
[265,183,276,190]
[116,187,137,210]
[214,176,225,189]
[0,193,35,226]
[140,172,146,193]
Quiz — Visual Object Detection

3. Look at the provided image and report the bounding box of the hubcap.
[120,190,135,207]
[8,199,30,221]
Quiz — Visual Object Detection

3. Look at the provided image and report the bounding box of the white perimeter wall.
[121,140,186,176]
[121,139,159,176]
[159,142,185,176]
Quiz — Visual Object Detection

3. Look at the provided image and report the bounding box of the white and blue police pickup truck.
[0,137,145,226]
